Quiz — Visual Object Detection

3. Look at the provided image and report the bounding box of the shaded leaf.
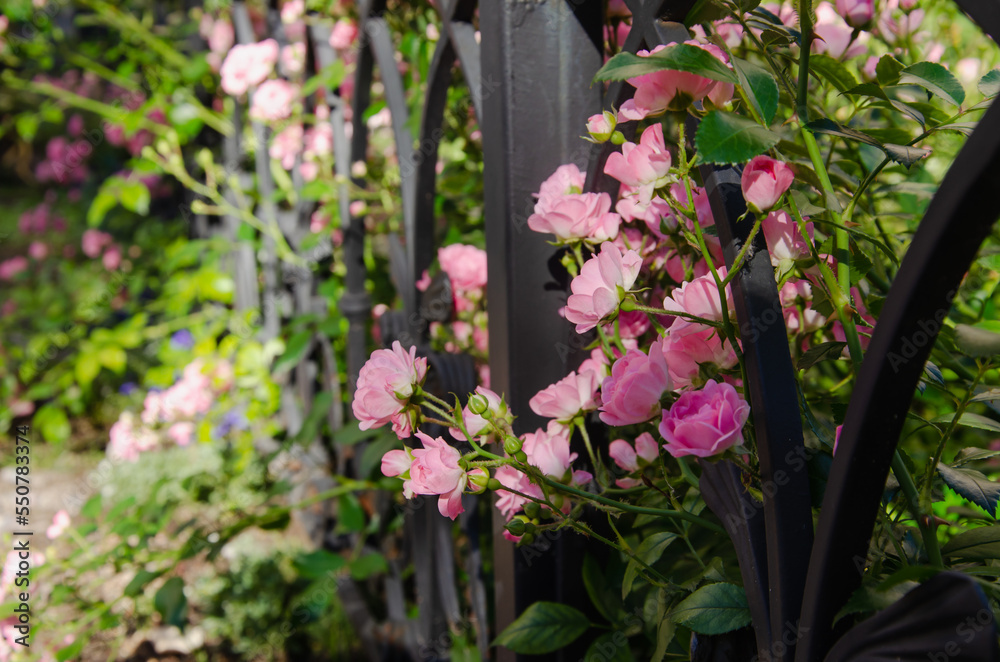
[876,54,904,86]
[955,324,1000,357]
[797,342,847,370]
[937,464,1000,516]
[882,144,932,168]
[273,331,313,374]
[493,602,590,654]
[732,57,778,124]
[672,583,751,635]
[899,62,966,107]
[941,526,1000,559]
[979,69,1000,98]
[810,54,859,93]
[623,532,677,599]
[294,550,347,579]
[154,577,187,628]
[694,111,780,165]
[124,570,161,597]
[586,633,635,662]
[806,118,881,147]
[933,412,1000,434]
[843,82,888,100]
[349,552,388,580]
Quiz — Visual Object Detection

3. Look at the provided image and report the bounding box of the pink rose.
[762,210,813,267]
[0,257,28,281]
[352,341,429,437]
[209,19,235,55]
[659,379,750,458]
[578,347,611,380]
[837,0,874,26]
[438,244,487,293]
[529,369,601,422]
[527,192,621,244]
[609,432,659,487]
[661,321,739,388]
[586,111,616,142]
[604,123,672,207]
[409,431,468,519]
[813,2,867,58]
[565,242,643,333]
[220,39,279,96]
[619,41,732,118]
[281,0,305,23]
[600,339,673,426]
[281,43,306,75]
[741,155,794,214]
[780,280,826,333]
[495,465,544,521]
[521,421,576,479]
[662,269,733,322]
[535,164,586,214]
[250,79,298,122]
[450,386,507,441]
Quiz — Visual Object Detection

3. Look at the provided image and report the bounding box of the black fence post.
[480,0,604,659]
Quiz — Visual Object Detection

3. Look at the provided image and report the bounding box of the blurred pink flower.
[0,257,28,281]
[168,422,195,447]
[837,0,874,27]
[330,19,359,50]
[438,244,487,293]
[281,0,305,23]
[813,2,867,58]
[82,229,112,258]
[28,241,48,260]
[659,379,750,458]
[250,79,298,122]
[220,39,279,96]
[102,245,122,271]
[46,510,71,539]
[281,43,306,74]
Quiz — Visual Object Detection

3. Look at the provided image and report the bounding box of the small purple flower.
[119,382,138,395]
[216,409,249,436]
[170,329,195,350]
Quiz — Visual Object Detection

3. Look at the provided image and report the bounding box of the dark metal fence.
[200,0,1000,659]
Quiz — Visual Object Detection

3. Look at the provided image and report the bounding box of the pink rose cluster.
[108,359,234,462]
[220,39,279,96]
[352,341,429,437]
[81,229,124,271]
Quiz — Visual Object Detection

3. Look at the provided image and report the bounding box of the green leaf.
[684,0,730,24]
[98,346,127,374]
[595,43,737,84]
[87,191,118,227]
[955,324,1000,358]
[583,554,620,622]
[273,331,313,374]
[694,111,780,165]
[978,70,1000,98]
[672,583,751,635]
[805,118,881,147]
[952,447,1000,465]
[75,354,102,387]
[876,54,904,86]
[334,420,377,446]
[881,143,931,169]
[124,570,161,597]
[933,412,1000,434]
[585,633,635,662]
[899,62,966,107]
[293,549,347,579]
[493,602,590,654]
[34,404,70,444]
[154,577,187,628]
[623,532,677,599]
[349,552,388,580]
[937,464,1000,517]
[732,58,778,124]
[942,526,1000,559]
[336,494,366,533]
[843,82,888,101]
[797,342,847,370]
[809,54,859,93]
[56,639,85,662]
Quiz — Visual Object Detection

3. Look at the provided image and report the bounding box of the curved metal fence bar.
[697,157,813,662]
[795,62,1000,662]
